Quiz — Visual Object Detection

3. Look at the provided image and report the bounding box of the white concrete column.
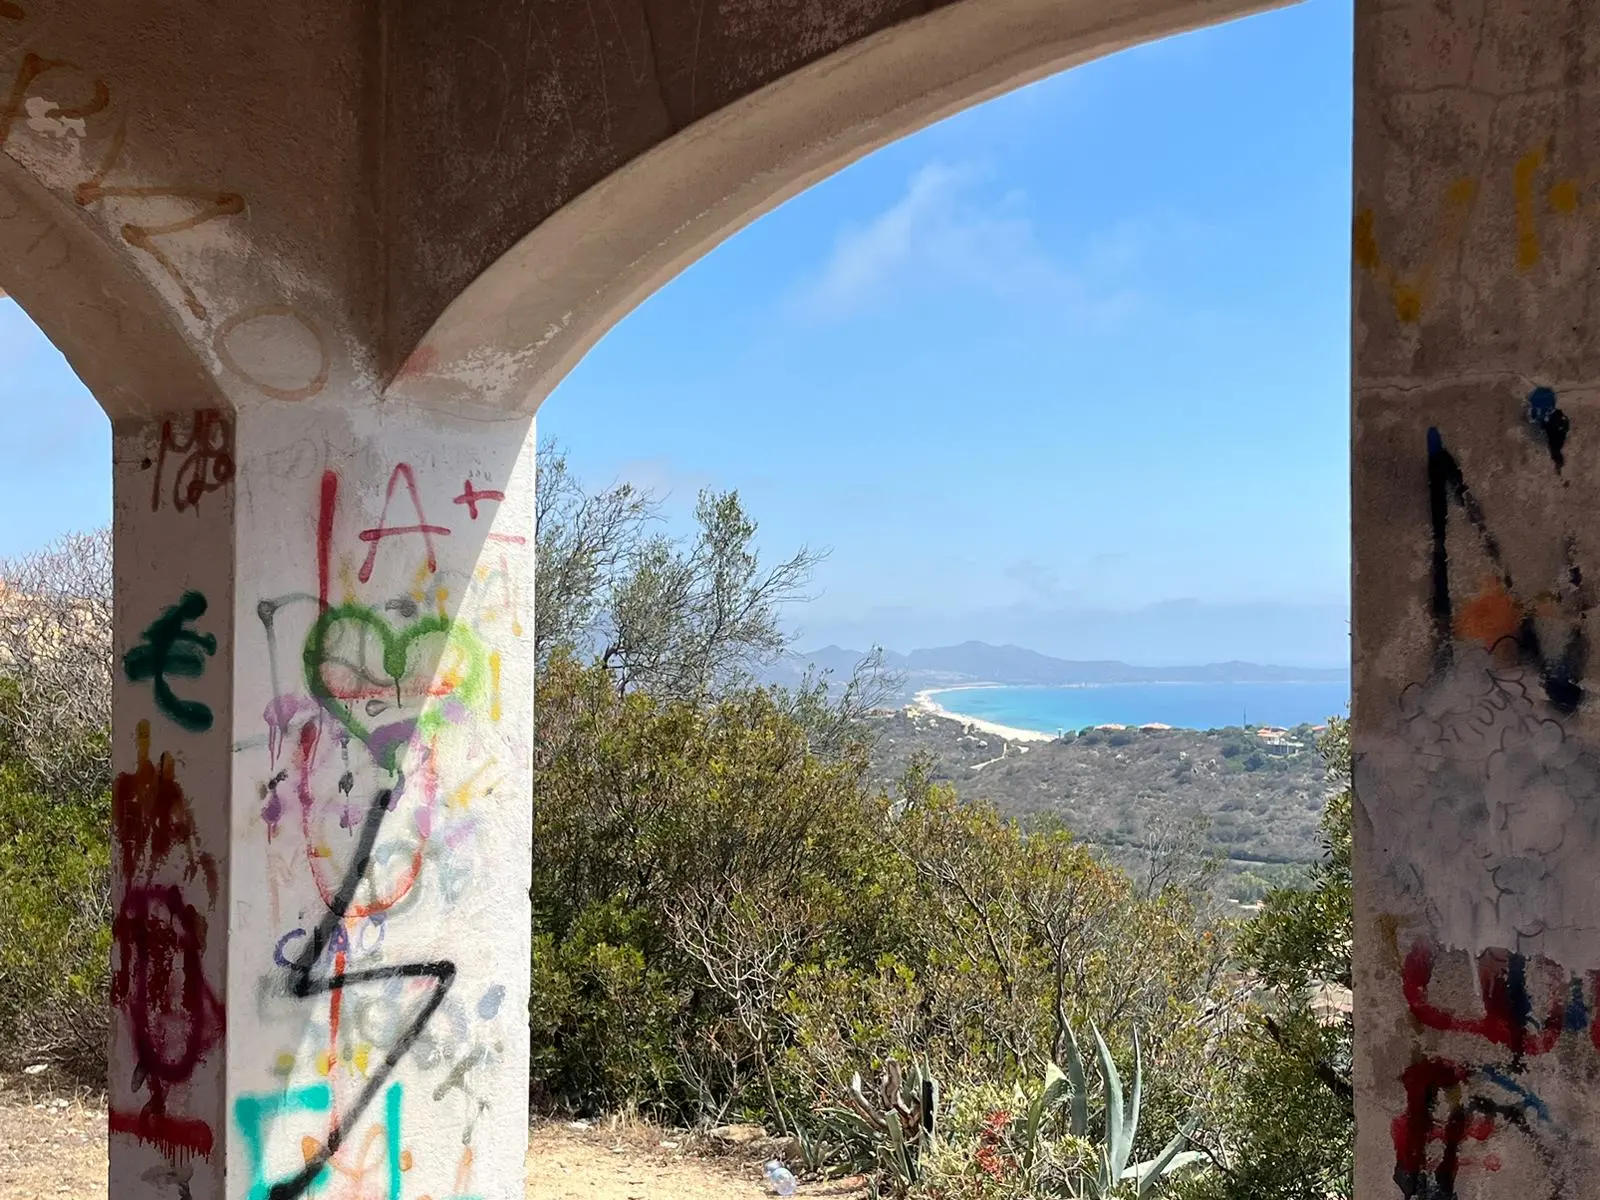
[110,401,535,1200]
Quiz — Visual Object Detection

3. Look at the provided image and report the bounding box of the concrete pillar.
[1354,0,1600,1196]
[110,400,534,1200]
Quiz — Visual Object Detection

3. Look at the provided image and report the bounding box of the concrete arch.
[387,0,1282,415]
[0,150,224,422]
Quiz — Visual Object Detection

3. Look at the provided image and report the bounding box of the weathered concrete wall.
[108,400,535,1200]
[110,414,235,1199]
[1353,0,1600,1195]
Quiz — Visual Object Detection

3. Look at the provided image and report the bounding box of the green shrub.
[528,656,1232,1129]
[0,710,111,1079]
[1177,720,1352,1200]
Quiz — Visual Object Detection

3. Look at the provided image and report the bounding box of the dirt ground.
[0,1078,865,1200]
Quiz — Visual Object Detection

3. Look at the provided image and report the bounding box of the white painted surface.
[225,403,535,1200]
[107,400,535,1200]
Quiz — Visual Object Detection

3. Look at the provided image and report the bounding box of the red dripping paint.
[1402,939,1565,1056]
[110,722,224,1158]
[317,469,338,608]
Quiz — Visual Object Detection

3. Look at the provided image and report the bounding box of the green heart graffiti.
[303,602,488,770]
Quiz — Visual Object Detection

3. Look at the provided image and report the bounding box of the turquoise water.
[930,681,1350,734]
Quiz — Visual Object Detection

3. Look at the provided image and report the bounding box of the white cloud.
[607,455,717,503]
[789,161,1141,325]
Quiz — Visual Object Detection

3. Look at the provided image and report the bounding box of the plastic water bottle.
[763,1159,798,1196]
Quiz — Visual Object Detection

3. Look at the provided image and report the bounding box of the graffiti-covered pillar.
[110,400,535,1200]
[1353,1,1600,1197]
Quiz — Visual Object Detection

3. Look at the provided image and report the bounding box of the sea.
[929,680,1350,735]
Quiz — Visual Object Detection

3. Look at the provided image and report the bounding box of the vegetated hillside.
[866,708,1334,877]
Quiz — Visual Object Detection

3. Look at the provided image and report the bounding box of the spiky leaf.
[1063,1023,1089,1137]
[1092,1024,1128,1187]
[1023,1061,1071,1170]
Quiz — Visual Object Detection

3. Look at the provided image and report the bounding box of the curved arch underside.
[0,0,1280,417]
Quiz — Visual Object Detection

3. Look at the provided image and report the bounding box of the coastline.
[912,680,1349,739]
[913,686,1056,743]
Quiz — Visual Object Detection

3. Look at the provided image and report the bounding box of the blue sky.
[0,0,1352,668]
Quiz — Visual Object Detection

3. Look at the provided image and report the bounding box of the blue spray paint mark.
[478,984,506,1020]
[236,1082,408,1200]
[1564,976,1589,1033]
[1478,1067,1552,1123]
[1526,385,1570,471]
[235,1084,332,1200]
[386,1081,403,1200]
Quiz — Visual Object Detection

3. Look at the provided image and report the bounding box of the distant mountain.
[764,640,1347,698]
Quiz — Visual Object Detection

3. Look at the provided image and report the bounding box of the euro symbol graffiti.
[123,591,217,733]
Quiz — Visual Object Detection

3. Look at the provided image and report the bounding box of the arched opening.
[522,0,1352,1192]
[34,0,1600,1192]
[0,0,1356,1177]
[387,0,1288,414]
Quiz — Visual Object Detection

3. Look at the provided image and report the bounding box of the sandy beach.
[913,686,1057,743]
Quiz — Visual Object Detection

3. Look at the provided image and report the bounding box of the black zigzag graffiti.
[269,785,455,1200]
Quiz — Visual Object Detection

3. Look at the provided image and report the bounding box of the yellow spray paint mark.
[274,1052,296,1075]
[1353,177,1478,323]
[1514,147,1546,269]
[315,1050,334,1077]
[1353,209,1381,271]
[489,651,502,721]
[352,1043,370,1075]
[1392,284,1423,324]
[1550,178,1581,214]
[438,641,467,693]
[448,756,497,810]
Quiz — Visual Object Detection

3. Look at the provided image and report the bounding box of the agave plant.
[823,1058,942,1189]
[776,1102,838,1176]
[1023,1023,1205,1198]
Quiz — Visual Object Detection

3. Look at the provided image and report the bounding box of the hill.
[865,707,1336,897]
[770,640,1346,700]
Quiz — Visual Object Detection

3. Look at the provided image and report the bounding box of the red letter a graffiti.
[357,465,450,583]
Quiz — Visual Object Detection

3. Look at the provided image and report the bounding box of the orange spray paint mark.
[489,651,502,721]
[1455,577,1523,649]
[328,947,346,1051]
[453,1145,475,1194]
